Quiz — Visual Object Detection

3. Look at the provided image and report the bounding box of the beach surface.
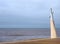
[0,38,60,44]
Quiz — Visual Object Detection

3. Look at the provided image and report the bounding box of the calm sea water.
[0,28,60,42]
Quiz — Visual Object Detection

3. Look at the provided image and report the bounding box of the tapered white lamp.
[50,8,57,38]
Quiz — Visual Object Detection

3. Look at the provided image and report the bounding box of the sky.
[0,0,60,28]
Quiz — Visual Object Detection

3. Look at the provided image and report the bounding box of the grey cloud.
[0,0,60,28]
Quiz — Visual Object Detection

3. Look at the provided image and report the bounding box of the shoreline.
[1,38,60,44]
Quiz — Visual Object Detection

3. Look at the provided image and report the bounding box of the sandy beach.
[0,38,60,44]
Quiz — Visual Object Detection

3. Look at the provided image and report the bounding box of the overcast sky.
[0,0,60,28]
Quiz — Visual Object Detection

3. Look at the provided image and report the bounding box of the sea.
[0,28,60,42]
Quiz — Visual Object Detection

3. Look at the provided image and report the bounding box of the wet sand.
[1,38,60,44]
